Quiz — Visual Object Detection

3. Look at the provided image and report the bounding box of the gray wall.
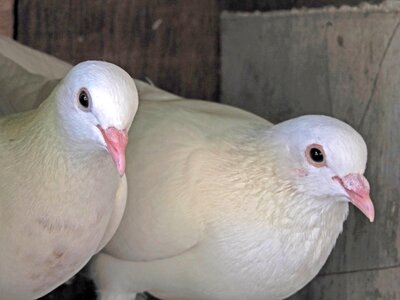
[221,6,400,299]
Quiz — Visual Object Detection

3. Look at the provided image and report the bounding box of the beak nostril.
[333,173,374,222]
[97,125,128,175]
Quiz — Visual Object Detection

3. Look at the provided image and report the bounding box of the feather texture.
[0,38,373,300]
[91,97,369,300]
[0,61,138,299]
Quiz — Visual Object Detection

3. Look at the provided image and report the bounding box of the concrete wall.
[221,5,400,299]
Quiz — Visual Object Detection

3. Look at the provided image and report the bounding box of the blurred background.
[1,0,399,299]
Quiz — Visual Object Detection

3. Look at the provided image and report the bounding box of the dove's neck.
[206,125,349,238]
[246,127,348,225]
[28,96,104,164]
[199,127,349,298]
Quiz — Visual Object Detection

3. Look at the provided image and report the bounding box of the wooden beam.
[220,0,383,11]
[0,0,13,37]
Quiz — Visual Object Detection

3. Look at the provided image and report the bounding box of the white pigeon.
[0,60,138,299]
[88,96,374,300]
[0,39,374,300]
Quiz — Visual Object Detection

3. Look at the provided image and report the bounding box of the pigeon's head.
[55,61,138,175]
[271,115,374,222]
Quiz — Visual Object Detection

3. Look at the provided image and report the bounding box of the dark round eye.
[78,90,90,109]
[309,148,324,163]
[305,144,326,167]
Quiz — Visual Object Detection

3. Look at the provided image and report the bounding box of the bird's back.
[102,98,349,300]
[106,98,271,261]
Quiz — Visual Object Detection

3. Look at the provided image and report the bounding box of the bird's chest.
[17,207,111,297]
[7,159,118,296]
[201,221,341,299]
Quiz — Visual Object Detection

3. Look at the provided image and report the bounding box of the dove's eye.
[78,89,91,111]
[305,144,326,167]
[310,148,323,162]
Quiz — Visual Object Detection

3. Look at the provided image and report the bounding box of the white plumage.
[89,91,374,300]
[0,38,374,300]
[0,61,138,299]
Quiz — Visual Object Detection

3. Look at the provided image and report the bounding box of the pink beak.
[333,174,375,222]
[97,126,128,176]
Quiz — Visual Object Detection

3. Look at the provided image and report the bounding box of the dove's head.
[54,61,138,176]
[271,115,374,222]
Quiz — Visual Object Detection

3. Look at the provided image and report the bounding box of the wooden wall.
[16,0,220,101]
[0,1,393,300]
[0,0,13,37]
[221,8,400,300]
[220,0,382,11]
[1,0,385,101]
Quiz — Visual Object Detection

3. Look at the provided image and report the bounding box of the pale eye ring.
[305,144,326,168]
[77,88,91,111]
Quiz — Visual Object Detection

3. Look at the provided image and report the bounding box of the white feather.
[90,94,366,300]
[0,61,138,299]
[0,38,370,300]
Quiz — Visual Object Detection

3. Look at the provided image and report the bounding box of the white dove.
[90,97,374,300]
[0,60,138,299]
[0,38,374,300]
